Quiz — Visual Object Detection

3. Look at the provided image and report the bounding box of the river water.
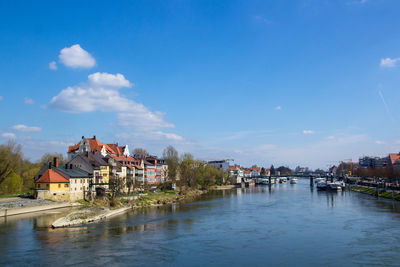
[2,179,400,266]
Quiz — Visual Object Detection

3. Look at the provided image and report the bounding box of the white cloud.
[118,112,174,131]
[153,131,184,141]
[59,44,96,69]
[375,140,385,145]
[380,57,400,68]
[275,106,282,110]
[302,130,315,135]
[24,98,35,105]
[1,132,16,139]
[49,61,58,70]
[88,72,132,88]
[12,124,42,132]
[327,136,335,140]
[49,73,175,132]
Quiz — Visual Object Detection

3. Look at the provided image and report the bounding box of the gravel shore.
[0,198,54,210]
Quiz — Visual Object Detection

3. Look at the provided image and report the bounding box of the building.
[229,165,244,184]
[68,152,110,188]
[359,156,389,168]
[208,160,230,171]
[249,166,261,177]
[68,135,130,160]
[34,158,92,201]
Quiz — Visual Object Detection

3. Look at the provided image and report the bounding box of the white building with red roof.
[68,135,129,160]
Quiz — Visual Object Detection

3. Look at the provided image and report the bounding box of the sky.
[1,0,400,169]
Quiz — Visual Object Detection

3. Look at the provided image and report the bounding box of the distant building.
[229,165,244,184]
[359,156,389,168]
[249,166,261,177]
[208,160,230,171]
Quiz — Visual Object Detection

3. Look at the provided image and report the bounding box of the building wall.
[35,182,69,191]
[69,177,90,194]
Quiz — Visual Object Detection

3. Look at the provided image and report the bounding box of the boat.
[327,182,342,191]
[261,178,269,185]
[290,178,298,184]
[316,181,327,190]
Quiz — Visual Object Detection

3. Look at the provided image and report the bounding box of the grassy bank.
[349,186,400,201]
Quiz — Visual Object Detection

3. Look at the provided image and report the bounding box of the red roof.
[250,167,261,172]
[36,169,69,183]
[389,153,400,165]
[68,137,127,156]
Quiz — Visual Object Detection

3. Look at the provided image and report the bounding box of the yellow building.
[35,169,70,200]
[34,158,92,201]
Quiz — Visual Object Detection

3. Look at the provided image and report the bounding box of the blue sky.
[1,0,400,169]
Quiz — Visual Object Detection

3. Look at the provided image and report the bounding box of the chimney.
[93,135,96,139]
[48,162,52,169]
[53,157,59,168]
[82,136,84,139]
[70,164,73,169]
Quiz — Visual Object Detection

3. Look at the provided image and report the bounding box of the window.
[38,184,41,188]
[65,184,69,188]
[58,184,61,188]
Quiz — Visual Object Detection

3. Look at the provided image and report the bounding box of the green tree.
[0,141,23,185]
[163,146,179,182]
[0,171,23,194]
[179,153,198,188]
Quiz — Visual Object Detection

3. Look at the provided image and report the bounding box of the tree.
[0,141,23,185]
[163,146,179,182]
[270,165,275,176]
[277,166,293,176]
[179,153,197,188]
[0,171,23,194]
[109,174,124,198]
[260,167,266,176]
[39,153,66,165]
[133,148,149,159]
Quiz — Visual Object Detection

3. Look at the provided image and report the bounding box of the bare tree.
[39,153,66,165]
[133,148,149,159]
[109,174,124,198]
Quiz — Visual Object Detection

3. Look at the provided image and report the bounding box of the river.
[2,179,400,266]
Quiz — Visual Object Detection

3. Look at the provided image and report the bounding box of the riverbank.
[349,185,400,201]
[51,189,206,228]
[211,185,239,190]
[0,202,80,217]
